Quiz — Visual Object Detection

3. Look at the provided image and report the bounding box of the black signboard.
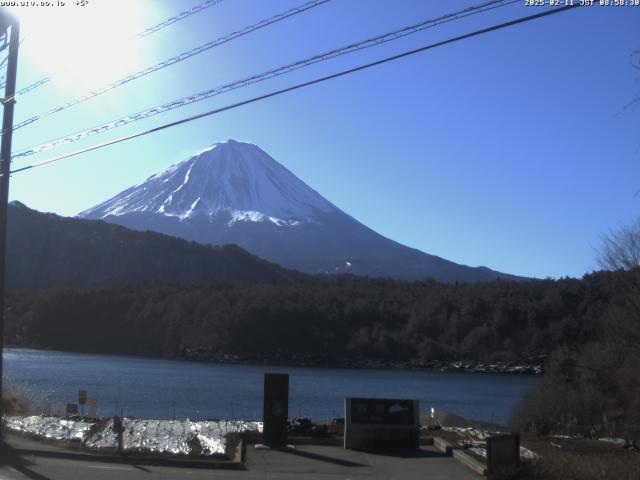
[263,373,289,447]
[66,403,78,415]
[349,398,415,425]
[78,390,87,405]
[487,434,520,475]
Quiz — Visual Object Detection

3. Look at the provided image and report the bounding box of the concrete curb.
[433,437,454,456]
[432,436,487,476]
[453,449,487,476]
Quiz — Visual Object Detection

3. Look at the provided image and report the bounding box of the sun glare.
[10,0,146,89]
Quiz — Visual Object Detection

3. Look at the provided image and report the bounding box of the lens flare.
[9,0,146,89]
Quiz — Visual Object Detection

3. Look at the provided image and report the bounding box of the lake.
[3,348,541,425]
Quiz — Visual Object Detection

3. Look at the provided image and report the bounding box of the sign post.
[87,397,97,417]
[113,416,124,454]
[66,403,79,416]
[78,390,87,416]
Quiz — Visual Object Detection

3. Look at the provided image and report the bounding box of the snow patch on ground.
[4,415,262,457]
[5,416,92,442]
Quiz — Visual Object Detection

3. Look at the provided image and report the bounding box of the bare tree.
[625,49,640,111]
[597,219,640,358]
[602,49,640,271]
[598,218,640,271]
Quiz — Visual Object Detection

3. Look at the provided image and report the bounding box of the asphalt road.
[0,434,479,480]
[0,454,243,480]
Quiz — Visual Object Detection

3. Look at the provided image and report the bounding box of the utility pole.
[0,8,20,438]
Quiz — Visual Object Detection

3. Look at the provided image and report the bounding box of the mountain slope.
[79,139,520,282]
[7,201,304,289]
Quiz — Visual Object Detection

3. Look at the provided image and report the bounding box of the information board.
[349,398,415,425]
[344,397,419,450]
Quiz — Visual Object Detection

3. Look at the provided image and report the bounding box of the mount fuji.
[79,139,518,282]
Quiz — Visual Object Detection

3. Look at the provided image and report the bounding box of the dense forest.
[5,269,635,367]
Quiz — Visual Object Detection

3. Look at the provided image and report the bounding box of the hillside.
[6,201,304,289]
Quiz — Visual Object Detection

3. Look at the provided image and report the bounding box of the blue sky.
[6,0,640,279]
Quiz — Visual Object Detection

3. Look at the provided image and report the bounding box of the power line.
[11,75,47,96]
[11,0,330,129]
[12,0,228,99]
[13,0,518,159]
[137,0,225,38]
[9,3,582,176]
[12,76,49,97]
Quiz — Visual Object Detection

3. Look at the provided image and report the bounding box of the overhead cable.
[11,0,330,127]
[137,0,225,38]
[9,3,582,175]
[13,0,517,158]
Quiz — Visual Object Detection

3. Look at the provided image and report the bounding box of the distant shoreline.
[4,346,544,375]
[178,350,544,375]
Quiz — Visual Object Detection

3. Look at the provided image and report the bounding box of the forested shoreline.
[4,269,634,369]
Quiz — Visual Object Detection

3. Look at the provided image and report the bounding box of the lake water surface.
[3,348,541,425]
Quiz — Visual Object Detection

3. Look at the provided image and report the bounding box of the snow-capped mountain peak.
[79,139,520,283]
[79,139,336,225]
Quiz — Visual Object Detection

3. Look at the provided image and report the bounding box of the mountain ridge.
[7,201,305,289]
